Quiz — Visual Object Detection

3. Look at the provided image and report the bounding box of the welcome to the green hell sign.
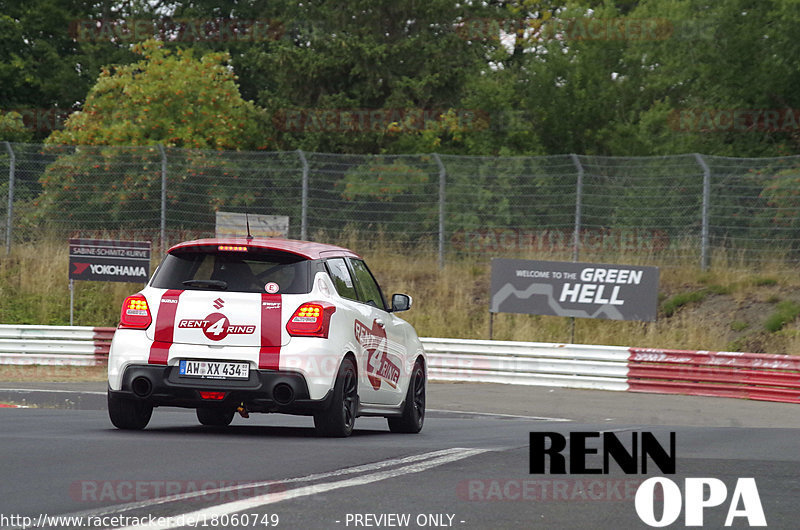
[450,228,671,254]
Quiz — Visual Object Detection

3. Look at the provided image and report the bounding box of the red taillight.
[119,294,152,329]
[199,391,227,400]
[286,302,336,338]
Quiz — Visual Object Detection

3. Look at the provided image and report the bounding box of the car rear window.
[151,248,312,294]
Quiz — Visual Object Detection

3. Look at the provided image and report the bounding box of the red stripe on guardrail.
[93,326,116,361]
[628,348,800,404]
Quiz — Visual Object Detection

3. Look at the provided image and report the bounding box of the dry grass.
[359,242,800,355]
[0,365,107,382]
[4,235,800,355]
[0,238,152,326]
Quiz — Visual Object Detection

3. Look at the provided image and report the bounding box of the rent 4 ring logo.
[529,431,766,527]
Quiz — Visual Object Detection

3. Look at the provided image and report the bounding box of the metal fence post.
[433,153,446,269]
[570,153,584,263]
[298,149,309,240]
[4,142,15,256]
[568,153,585,343]
[695,153,711,271]
[158,144,167,253]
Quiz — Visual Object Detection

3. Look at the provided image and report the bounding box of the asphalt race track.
[0,382,799,530]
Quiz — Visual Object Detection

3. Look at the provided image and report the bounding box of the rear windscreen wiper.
[181,279,228,290]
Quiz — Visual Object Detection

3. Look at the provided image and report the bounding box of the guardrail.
[0,326,798,404]
[422,338,630,392]
[628,348,800,404]
[0,324,113,366]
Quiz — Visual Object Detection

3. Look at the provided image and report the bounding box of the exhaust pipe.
[131,376,153,398]
[272,383,294,405]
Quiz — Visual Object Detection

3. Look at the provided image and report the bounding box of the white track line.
[0,388,106,395]
[114,448,490,530]
[59,448,471,520]
[429,408,571,422]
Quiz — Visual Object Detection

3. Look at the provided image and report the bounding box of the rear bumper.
[109,364,333,415]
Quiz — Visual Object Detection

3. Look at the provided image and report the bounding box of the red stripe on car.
[259,294,282,370]
[148,290,183,365]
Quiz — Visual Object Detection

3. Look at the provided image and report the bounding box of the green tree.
[614,0,800,156]
[336,156,438,240]
[226,0,489,153]
[0,0,141,139]
[37,40,271,234]
[497,2,639,156]
[47,39,264,149]
[0,111,32,142]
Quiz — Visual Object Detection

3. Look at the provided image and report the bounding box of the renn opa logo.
[530,431,766,527]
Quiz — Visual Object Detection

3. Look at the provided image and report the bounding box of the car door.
[347,258,407,406]
[323,257,383,405]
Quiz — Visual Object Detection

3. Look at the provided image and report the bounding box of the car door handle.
[375,318,385,328]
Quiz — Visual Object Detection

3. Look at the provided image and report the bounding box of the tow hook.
[236,403,249,418]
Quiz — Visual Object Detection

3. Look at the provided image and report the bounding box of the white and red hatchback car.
[107,238,426,437]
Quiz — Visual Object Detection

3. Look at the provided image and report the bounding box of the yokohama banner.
[69,239,151,283]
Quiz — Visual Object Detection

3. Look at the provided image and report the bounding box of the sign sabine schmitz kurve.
[69,239,151,284]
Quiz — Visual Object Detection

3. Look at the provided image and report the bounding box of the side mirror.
[391,293,412,312]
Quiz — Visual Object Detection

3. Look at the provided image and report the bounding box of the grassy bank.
[369,245,800,355]
[3,238,800,355]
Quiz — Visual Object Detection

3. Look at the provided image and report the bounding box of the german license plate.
[178,360,250,380]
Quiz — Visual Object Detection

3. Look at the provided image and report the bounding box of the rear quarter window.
[325,258,358,300]
[151,249,311,294]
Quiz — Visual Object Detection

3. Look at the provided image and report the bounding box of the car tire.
[314,357,358,437]
[387,358,425,434]
[107,392,153,430]
[196,407,235,427]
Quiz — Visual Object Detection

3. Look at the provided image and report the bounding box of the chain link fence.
[3,141,800,268]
